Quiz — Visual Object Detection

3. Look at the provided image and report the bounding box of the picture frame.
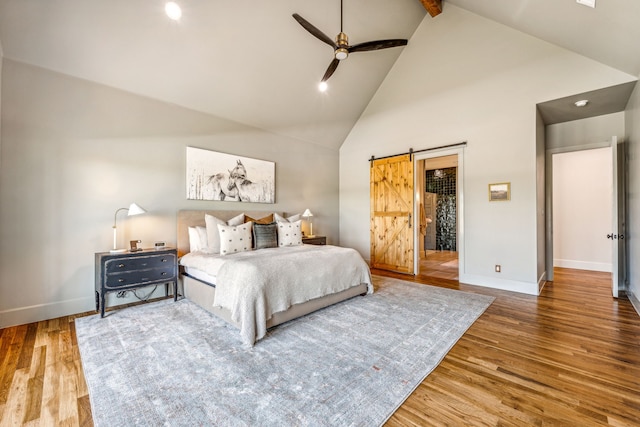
[186,147,275,203]
[488,182,510,201]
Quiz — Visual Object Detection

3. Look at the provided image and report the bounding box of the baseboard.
[0,296,95,329]
[553,259,612,272]
[628,290,640,317]
[459,273,540,296]
[0,286,170,329]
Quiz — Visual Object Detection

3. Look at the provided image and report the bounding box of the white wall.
[552,148,612,272]
[0,59,340,328]
[546,113,625,151]
[339,5,636,295]
[625,76,640,314]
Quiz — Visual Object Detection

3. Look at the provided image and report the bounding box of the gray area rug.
[76,275,494,426]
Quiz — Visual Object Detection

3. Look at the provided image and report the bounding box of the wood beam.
[420,0,442,17]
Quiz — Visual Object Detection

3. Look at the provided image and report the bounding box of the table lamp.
[302,209,315,237]
[111,203,146,253]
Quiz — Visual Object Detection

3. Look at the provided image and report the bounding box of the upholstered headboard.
[176,210,284,257]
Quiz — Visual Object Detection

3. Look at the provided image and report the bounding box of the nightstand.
[95,248,178,317]
[302,236,326,245]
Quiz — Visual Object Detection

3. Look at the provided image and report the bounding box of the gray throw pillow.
[253,222,278,249]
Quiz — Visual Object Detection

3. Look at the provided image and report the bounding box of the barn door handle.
[408,213,412,228]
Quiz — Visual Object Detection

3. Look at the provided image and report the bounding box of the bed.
[177,210,373,345]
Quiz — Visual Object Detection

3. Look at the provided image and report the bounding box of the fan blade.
[292,13,336,48]
[321,58,340,82]
[348,39,408,53]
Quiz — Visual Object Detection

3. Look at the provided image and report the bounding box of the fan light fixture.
[335,49,349,60]
[574,99,589,107]
[165,2,182,21]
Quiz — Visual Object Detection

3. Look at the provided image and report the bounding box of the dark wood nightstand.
[302,236,326,245]
[95,248,178,317]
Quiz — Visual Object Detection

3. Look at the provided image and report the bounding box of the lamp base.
[306,235,315,238]
[110,248,128,253]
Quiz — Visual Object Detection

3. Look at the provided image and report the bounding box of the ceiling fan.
[292,0,408,85]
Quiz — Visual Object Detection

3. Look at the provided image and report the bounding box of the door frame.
[545,137,623,297]
[413,147,465,276]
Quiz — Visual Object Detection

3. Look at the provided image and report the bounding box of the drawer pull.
[161,272,167,276]
[118,263,125,268]
[118,278,125,283]
[161,258,167,262]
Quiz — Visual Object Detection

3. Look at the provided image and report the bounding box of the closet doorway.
[415,153,460,280]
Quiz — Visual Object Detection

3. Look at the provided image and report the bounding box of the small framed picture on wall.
[489,182,510,201]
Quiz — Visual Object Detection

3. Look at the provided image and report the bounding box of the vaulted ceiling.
[0,0,638,150]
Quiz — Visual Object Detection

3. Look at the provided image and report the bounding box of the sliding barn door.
[370,154,414,274]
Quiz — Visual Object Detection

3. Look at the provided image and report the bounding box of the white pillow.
[218,222,253,255]
[274,213,301,223]
[277,220,302,246]
[187,226,208,252]
[205,213,245,254]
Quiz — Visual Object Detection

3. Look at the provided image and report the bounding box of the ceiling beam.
[420,0,442,17]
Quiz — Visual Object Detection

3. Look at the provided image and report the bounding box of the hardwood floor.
[382,268,640,426]
[1,269,639,426]
[419,250,459,281]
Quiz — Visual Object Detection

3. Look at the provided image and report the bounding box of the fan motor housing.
[335,32,349,60]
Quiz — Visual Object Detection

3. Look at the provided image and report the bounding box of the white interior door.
[610,136,628,298]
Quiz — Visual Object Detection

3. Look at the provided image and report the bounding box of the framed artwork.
[488,182,510,201]
[186,147,275,203]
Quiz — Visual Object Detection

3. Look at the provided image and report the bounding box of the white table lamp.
[111,203,146,253]
[302,208,315,237]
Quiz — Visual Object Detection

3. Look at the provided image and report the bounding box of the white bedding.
[180,250,227,283]
[180,245,373,345]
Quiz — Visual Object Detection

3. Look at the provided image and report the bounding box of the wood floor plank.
[76,394,93,427]
[15,324,37,371]
[40,330,61,425]
[1,368,29,426]
[22,346,46,424]
[0,325,27,405]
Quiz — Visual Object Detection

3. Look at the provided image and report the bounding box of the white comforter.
[183,245,372,345]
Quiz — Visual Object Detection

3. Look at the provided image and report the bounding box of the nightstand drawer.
[104,266,177,289]
[105,254,176,273]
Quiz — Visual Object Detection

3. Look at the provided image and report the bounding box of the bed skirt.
[180,274,369,330]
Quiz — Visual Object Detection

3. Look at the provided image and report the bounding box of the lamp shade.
[127,203,146,216]
[302,209,313,218]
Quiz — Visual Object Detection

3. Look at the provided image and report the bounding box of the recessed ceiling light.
[574,99,589,107]
[165,2,182,20]
[318,82,328,92]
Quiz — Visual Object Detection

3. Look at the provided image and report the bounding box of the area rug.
[75,275,494,426]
